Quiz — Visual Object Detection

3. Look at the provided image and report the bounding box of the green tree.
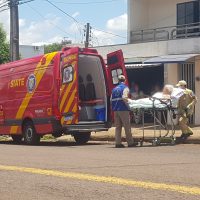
[44,43,63,54]
[44,39,72,54]
[0,24,9,64]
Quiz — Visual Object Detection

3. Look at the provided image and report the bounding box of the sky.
[0,0,127,46]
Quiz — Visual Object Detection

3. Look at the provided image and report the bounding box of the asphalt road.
[0,141,200,200]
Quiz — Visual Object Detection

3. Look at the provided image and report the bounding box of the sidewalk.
[0,127,199,144]
[90,126,200,144]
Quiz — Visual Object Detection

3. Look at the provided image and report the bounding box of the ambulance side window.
[111,68,122,85]
[63,65,74,84]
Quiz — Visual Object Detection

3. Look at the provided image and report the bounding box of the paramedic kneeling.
[176,80,197,139]
[111,75,137,148]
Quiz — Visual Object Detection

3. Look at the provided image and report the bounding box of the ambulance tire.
[73,132,91,145]
[23,121,40,145]
[11,135,23,144]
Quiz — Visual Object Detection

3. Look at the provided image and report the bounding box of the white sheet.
[128,98,168,109]
[127,89,185,110]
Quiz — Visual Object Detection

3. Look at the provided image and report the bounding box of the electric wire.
[26,3,76,39]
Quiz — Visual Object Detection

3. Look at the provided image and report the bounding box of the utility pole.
[84,23,91,48]
[9,0,19,61]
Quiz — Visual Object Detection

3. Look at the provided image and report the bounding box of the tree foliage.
[0,24,9,64]
[44,40,72,54]
[44,43,63,54]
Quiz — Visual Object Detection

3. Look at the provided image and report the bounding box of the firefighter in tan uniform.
[176,80,197,139]
[111,75,137,148]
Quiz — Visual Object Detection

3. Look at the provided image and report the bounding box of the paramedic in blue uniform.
[111,75,136,148]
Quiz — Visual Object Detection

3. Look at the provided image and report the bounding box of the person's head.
[86,74,93,82]
[118,75,126,83]
[163,85,174,95]
[176,80,187,89]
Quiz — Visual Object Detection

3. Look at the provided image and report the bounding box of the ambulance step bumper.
[63,122,111,133]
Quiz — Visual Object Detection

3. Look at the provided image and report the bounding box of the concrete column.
[195,57,200,125]
[164,63,179,85]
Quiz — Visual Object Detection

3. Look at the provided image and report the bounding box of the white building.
[96,0,200,125]
[19,45,44,59]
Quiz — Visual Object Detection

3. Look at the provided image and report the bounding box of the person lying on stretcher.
[124,85,177,109]
[125,83,197,140]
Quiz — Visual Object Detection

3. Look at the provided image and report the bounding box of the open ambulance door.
[59,48,79,126]
[106,50,128,122]
[106,49,128,95]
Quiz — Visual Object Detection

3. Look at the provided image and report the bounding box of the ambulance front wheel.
[73,132,91,145]
[23,121,40,145]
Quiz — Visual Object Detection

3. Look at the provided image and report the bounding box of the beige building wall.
[164,64,179,85]
[148,0,192,29]
[128,0,194,33]
[164,61,200,125]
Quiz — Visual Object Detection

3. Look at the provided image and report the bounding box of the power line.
[44,0,121,5]
[0,7,9,13]
[92,27,126,39]
[26,3,76,39]
[18,0,35,5]
[45,0,83,40]
[8,0,126,40]
[44,0,126,39]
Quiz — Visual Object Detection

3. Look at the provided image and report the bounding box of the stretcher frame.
[133,97,176,146]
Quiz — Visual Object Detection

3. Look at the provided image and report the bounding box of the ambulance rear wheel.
[73,132,91,145]
[11,135,23,144]
[23,121,40,145]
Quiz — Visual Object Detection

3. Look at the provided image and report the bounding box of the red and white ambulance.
[0,47,128,145]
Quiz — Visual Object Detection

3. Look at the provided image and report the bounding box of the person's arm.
[187,93,197,108]
[186,92,197,116]
[122,87,130,103]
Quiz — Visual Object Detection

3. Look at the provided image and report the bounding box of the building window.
[177,1,199,26]
[111,68,122,85]
[177,1,200,36]
[63,65,74,84]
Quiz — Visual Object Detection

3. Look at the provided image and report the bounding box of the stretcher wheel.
[152,140,158,146]
[171,138,176,145]
[156,138,161,146]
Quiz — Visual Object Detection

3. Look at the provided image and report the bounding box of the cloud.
[19,19,26,28]
[106,13,127,31]
[19,15,62,45]
[72,11,80,18]
[69,22,81,33]
[91,13,127,46]
[92,30,115,46]
[32,35,64,46]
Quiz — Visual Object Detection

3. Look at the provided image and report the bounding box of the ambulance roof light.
[79,48,98,54]
[61,46,98,54]
[62,47,72,52]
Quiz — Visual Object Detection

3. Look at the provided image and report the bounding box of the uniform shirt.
[178,88,197,116]
[111,83,130,111]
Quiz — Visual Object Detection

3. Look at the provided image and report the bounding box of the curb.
[91,136,200,144]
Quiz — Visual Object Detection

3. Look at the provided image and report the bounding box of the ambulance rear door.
[106,49,128,95]
[59,48,79,126]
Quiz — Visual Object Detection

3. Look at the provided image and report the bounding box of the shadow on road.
[0,140,105,147]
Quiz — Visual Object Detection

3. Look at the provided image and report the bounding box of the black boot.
[115,144,125,148]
